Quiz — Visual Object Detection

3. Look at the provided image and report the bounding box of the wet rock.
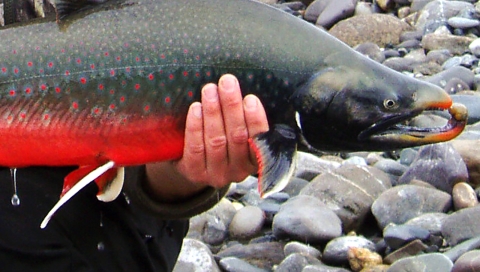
[284,241,322,259]
[452,182,478,210]
[301,164,391,232]
[382,57,419,72]
[281,177,309,197]
[323,236,376,265]
[347,247,383,272]
[451,140,480,188]
[372,185,451,229]
[404,212,448,235]
[469,37,480,57]
[218,257,268,272]
[450,95,480,124]
[444,236,480,262]
[329,14,413,47]
[373,159,408,177]
[448,17,480,29]
[294,152,340,181]
[398,143,468,194]
[421,33,474,55]
[272,195,342,243]
[452,250,480,272]
[355,42,385,63]
[444,78,470,94]
[383,224,430,250]
[399,148,418,166]
[383,239,429,264]
[229,206,265,240]
[415,0,474,33]
[426,49,453,65]
[173,238,220,272]
[425,66,475,90]
[215,242,284,270]
[275,253,322,272]
[387,253,453,272]
[304,0,357,29]
[303,264,351,272]
[442,205,480,246]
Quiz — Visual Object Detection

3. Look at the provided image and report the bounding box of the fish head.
[293,66,467,151]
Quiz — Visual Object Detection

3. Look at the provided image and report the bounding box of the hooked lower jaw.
[363,103,468,145]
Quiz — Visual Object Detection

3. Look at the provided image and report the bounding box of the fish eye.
[383,99,397,109]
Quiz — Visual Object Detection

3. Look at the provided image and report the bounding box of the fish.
[0,0,467,228]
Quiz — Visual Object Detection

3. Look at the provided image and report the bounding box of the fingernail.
[203,84,218,101]
[191,103,202,118]
[244,95,257,110]
[219,74,237,92]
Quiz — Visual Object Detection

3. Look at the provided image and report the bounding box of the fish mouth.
[358,103,468,144]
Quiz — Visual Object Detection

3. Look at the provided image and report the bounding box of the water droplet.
[99,212,104,227]
[97,242,105,251]
[123,192,131,205]
[11,194,20,206]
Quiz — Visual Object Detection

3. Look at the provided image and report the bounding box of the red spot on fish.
[144,105,150,112]
[9,90,15,96]
[135,57,140,62]
[165,97,171,103]
[195,55,200,60]
[124,42,129,47]
[183,49,188,54]
[169,74,174,80]
[61,49,65,53]
[125,67,131,73]
[43,114,50,121]
[248,74,253,80]
[188,91,193,97]
[39,69,44,73]
[48,62,54,68]
[72,101,79,109]
[148,74,154,80]
[120,96,125,102]
[135,84,141,90]
[25,87,31,94]
[80,77,87,84]
[41,84,47,91]
[27,62,33,67]
[90,64,95,69]
[116,56,121,61]
[173,59,178,63]
[7,115,13,122]
[1,67,6,73]
[14,68,19,74]
[93,107,101,115]
[98,84,104,90]
[110,89,115,95]
[183,71,188,77]
[19,112,26,119]
[55,87,61,93]
[104,52,109,57]
[65,70,70,76]
[206,71,211,77]
[160,54,165,59]
[110,69,115,76]
[12,50,17,54]
[76,58,82,64]
[109,104,116,110]
[195,72,200,78]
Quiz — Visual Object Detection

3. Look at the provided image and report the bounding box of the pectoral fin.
[40,161,116,229]
[248,124,297,198]
[96,167,124,202]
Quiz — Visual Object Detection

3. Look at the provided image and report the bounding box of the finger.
[243,94,269,165]
[202,83,228,185]
[217,75,251,173]
[177,102,207,181]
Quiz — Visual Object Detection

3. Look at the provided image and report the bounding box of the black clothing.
[0,167,188,272]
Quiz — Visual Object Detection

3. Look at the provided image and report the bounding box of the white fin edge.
[261,150,297,199]
[40,161,115,229]
[96,167,125,202]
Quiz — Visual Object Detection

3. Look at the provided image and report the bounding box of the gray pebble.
[373,158,408,177]
[387,253,453,272]
[404,212,448,235]
[452,250,480,272]
[229,206,265,240]
[272,195,342,243]
[173,238,220,272]
[444,236,480,262]
[383,224,430,250]
[442,205,480,246]
[372,185,451,229]
[448,17,480,29]
[399,148,418,166]
[275,253,322,272]
[322,236,376,265]
[218,257,268,272]
[215,242,284,271]
[284,241,322,259]
[302,264,350,272]
[398,143,469,194]
[384,239,429,265]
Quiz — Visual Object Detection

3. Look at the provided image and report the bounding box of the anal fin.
[248,124,297,198]
[96,167,124,202]
[40,161,115,229]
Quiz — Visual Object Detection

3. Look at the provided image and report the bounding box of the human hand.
[145,74,269,201]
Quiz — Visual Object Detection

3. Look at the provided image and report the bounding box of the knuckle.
[230,127,249,144]
[207,135,227,149]
[186,143,205,155]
